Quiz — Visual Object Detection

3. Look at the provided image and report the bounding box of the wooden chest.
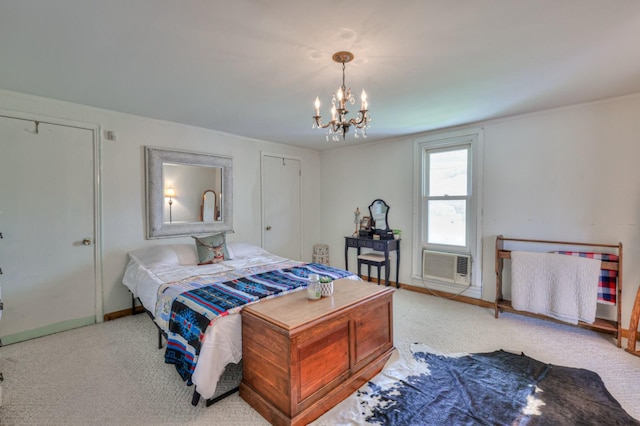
[240,279,394,425]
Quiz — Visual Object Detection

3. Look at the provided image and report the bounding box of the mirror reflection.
[162,164,223,224]
[369,199,390,231]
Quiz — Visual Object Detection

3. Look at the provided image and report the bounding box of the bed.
[122,240,361,405]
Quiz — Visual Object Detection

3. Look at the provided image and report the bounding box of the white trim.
[260,152,304,260]
[0,108,104,323]
[93,124,104,323]
[413,127,483,296]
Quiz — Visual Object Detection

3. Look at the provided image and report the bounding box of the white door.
[262,154,302,260]
[0,116,97,344]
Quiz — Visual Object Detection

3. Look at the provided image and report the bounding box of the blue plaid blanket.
[164,263,355,382]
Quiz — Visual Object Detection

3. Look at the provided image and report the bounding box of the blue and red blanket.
[164,263,355,382]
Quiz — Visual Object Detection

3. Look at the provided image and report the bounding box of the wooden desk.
[345,236,401,287]
[240,279,394,426]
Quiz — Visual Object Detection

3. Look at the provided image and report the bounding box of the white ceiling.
[1,0,640,151]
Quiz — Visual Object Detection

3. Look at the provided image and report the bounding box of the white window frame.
[424,145,471,250]
[412,127,483,297]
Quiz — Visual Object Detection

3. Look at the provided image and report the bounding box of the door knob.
[82,238,92,246]
[265,226,272,231]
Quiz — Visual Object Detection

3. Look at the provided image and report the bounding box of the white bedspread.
[511,251,601,324]
[122,243,291,400]
[122,242,360,401]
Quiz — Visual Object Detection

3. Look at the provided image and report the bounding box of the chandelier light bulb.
[361,90,367,110]
[337,87,344,101]
[331,104,337,121]
[314,97,320,115]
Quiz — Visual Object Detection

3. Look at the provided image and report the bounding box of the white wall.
[320,93,640,327]
[3,87,639,328]
[0,89,321,315]
[319,137,414,275]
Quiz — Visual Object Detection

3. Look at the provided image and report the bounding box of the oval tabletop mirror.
[369,199,390,232]
[200,190,218,222]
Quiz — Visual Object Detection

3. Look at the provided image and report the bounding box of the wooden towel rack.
[495,235,623,347]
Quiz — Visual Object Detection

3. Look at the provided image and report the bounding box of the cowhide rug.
[312,343,638,425]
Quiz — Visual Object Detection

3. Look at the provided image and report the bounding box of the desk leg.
[345,244,349,271]
[384,248,391,286]
[396,243,400,288]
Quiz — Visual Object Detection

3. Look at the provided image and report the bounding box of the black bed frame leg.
[158,330,163,349]
[205,387,239,406]
[192,390,201,406]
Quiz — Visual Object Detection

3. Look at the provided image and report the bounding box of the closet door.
[0,116,97,344]
[262,154,302,260]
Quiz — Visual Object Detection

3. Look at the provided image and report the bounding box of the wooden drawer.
[372,241,386,251]
[346,238,358,248]
[358,239,373,248]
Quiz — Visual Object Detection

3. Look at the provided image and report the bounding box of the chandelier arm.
[347,110,369,128]
[313,116,334,129]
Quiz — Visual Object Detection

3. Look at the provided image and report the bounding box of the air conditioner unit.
[422,250,470,286]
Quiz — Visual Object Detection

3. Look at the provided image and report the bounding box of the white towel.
[511,251,601,324]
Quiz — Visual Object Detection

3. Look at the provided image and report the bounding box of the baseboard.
[104,306,145,321]
[400,283,640,341]
[1,316,95,345]
[105,283,640,342]
[400,283,493,308]
[621,328,640,341]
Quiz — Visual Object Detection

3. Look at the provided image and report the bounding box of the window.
[426,147,469,247]
[413,128,483,295]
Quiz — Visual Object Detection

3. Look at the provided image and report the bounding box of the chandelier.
[313,51,370,141]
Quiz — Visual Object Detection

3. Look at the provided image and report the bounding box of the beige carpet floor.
[1,288,639,425]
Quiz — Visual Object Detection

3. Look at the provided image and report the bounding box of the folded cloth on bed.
[511,251,601,325]
[165,262,356,382]
[555,251,618,305]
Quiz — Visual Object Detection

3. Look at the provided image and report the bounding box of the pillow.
[193,233,231,265]
[129,245,181,266]
[172,244,198,265]
[226,242,269,258]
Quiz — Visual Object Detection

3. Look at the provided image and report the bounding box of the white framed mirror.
[145,146,233,239]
